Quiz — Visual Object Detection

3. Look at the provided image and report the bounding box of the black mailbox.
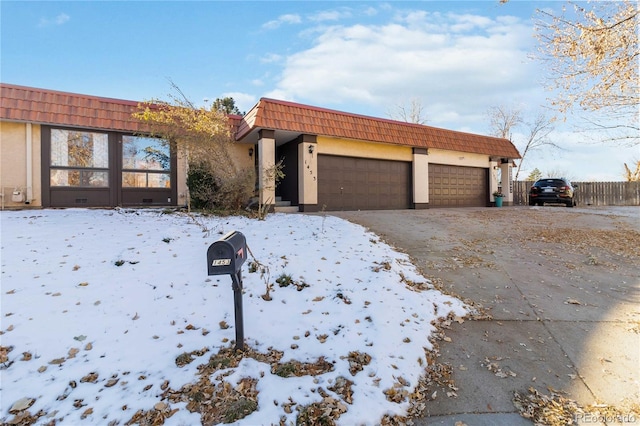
[206,230,247,351]
[207,231,246,276]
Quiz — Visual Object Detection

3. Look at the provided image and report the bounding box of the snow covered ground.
[1,209,467,425]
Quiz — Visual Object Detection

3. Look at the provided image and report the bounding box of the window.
[122,136,171,188]
[50,129,109,187]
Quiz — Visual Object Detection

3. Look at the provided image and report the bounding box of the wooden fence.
[513,181,640,206]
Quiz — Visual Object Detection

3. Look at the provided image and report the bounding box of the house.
[1,83,520,210]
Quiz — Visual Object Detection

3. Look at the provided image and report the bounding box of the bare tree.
[544,168,576,181]
[514,113,558,181]
[488,106,558,181]
[387,98,428,124]
[534,1,639,144]
[487,105,523,140]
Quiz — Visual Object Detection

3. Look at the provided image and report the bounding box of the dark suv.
[529,178,577,207]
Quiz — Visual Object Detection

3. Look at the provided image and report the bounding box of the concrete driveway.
[332,206,640,425]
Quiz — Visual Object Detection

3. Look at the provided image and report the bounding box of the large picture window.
[50,129,109,187]
[122,136,171,188]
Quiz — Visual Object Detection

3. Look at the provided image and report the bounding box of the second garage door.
[429,164,488,207]
[318,155,412,211]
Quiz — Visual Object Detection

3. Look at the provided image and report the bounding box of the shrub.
[187,162,255,211]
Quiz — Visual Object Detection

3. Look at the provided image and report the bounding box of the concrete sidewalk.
[332,206,640,425]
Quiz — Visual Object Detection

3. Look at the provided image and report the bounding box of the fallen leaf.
[105,378,119,387]
[81,407,93,419]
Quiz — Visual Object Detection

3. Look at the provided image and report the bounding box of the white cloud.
[38,13,70,27]
[308,8,352,23]
[262,13,302,30]
[363,7,378,17]
[266,11,539,133]
[259,53,283,64]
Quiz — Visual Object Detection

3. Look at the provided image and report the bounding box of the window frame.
[120,135,172,189]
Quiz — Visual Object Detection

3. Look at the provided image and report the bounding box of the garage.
[428,164,488,207]
[318,155,412,211]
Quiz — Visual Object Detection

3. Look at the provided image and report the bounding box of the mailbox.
[206,230,247,351]
[207,231,246,276]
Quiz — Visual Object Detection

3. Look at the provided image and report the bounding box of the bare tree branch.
[387,98,429,124]
[533,1,638,144]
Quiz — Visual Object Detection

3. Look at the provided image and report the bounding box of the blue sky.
[2,1,637,181]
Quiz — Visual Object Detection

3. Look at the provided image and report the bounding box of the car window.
[534,179,567,187]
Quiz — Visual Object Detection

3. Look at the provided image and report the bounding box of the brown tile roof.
[1,84,519,159]
[238,98,521,158]
[1,83,150,133]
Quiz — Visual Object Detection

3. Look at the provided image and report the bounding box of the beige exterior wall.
[176,149,188,206]
[258,137,276,205]
[500,162,513,204]
[0,121,42,208]
[427,148,490,168]
[317,136,413,161]
[298,142,318,205]
[229,143,255,171]
[490,160,500,201]
[413,152,429,204]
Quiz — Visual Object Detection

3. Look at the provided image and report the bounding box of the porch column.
[500,161,513,206]
[258,129,276,210]
[298,135,318,212]
[413,148,429,209]
[490,160,500,202]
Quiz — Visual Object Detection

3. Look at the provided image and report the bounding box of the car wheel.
[529,199,535,206]
[566,200,574,208]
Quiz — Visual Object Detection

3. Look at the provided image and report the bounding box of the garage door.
[318,155,411,211]
[429,164,488,207]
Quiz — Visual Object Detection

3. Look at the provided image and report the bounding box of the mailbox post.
[206,231,247,351]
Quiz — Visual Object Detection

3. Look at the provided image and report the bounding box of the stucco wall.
[427,148,490,168]
[0,121,42,208]
[317,137,492,168]
[317,136,413,161]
